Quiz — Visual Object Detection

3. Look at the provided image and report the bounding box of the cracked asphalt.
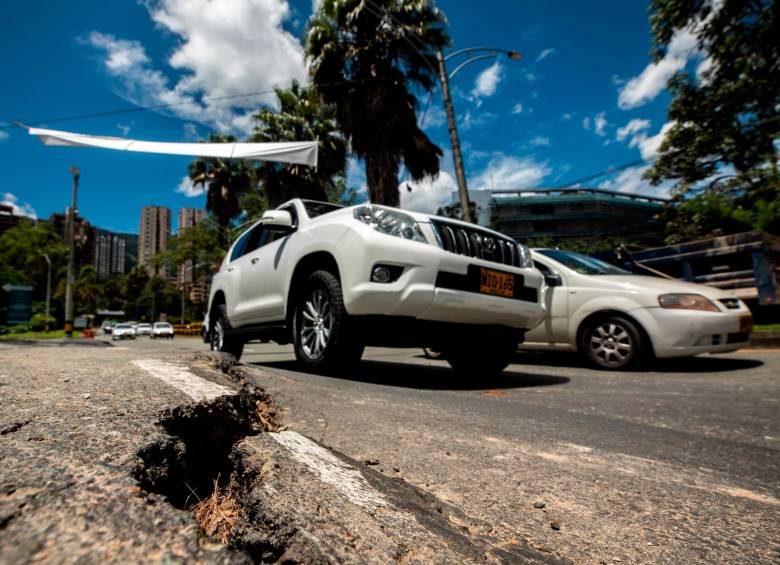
[1,336,778,564]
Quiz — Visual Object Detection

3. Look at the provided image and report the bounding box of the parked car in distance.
[111,323,136,340]
[206,199,545,375]
[522,249,754,369]
[101,320,115,334]
[151,322,174,339]
[136,323,152,336]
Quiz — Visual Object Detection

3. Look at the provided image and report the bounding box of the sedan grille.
[431,219,520,267]
[719,298,740,310]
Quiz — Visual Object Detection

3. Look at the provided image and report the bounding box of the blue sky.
[0,0,705,233]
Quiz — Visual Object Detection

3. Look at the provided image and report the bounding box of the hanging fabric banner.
[28,127,318,167]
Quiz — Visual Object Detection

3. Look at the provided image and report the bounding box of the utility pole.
[436,47,472,223]
[42,254,51,332]
[64,166,79,338]
[435,47,523,224]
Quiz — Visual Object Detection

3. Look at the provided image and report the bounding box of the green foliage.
[436,200,479,222]
[188,133,257,248]
[524,236,633,255]
[306,0,450,206]
[645,0,780,225]
[252,82,347,207]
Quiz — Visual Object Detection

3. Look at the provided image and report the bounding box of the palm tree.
[188,134,256,249]
[306,0,450,206]
[251,81,348,207]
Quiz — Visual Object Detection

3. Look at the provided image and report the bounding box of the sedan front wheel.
[582,316,644,370]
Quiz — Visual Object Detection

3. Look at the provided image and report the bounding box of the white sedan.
[111,323,136,340]
[522,249,753,369]
[151,322,175,339]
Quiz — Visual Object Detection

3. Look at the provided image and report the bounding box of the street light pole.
[435,47,523,224]
[64,166,79,337]
[42,254,51,332]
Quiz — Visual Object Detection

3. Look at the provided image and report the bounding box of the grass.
[191,479,238,544]
[0,330,85,340]
[754,323,780,332]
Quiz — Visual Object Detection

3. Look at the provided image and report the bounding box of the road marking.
[269,430,387,511]
[132,359,234,401]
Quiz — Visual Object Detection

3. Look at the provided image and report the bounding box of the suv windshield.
[302,200,342,219]
[537,249,630,275]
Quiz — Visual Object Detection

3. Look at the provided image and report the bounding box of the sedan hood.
[595,275,734,299]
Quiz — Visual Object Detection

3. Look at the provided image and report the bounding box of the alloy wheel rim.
[590,322,633,367]
[300,289,334,359]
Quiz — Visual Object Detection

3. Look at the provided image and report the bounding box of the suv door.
[224,223,265,325]
[237,205,298,324]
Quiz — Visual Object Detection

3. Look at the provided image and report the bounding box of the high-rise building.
[93,229,130,278]
[139,206,172,277]
[177,208,207,304]
[0,204,22,235]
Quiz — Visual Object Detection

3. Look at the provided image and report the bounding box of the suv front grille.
[431,220,519,267]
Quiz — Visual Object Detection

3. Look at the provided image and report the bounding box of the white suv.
[207,199,545,375]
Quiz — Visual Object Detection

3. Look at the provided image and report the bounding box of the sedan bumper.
[632,307,752,358]
[335,225,545,330]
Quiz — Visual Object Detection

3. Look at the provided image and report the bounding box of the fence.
[173,323,204,336]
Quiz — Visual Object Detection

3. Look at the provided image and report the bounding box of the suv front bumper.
[335,225,545,330]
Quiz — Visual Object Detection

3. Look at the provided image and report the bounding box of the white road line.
[269,430,387,511]
[132,359,234,401]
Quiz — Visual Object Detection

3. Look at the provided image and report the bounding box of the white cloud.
[346,157,367,195]
[618,27,700,109]
[536,48,556,62]
[616,118,651,141]
[400,171,457,214]
[84,0,307,134]
[459,110,496,131]
[183,122,201,140]
[469,154,550,190]
[175,176,205,197]
[594,112,607,136]
[529,136,550,147]
[116,123,131,136]
[420,105,446,129]
[582,116,591,130]
[1,192,36,219]
[471,61,503,98]
[561,112,572,121]
[629,121,675,160]
[0,130,8,141]
[603,165,673,197]
[511,103,523,114]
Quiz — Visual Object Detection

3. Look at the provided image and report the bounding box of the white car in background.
[523,249,753,369]
[207,199,545,375]
[111,323,136,341]
[136,323,152,336]
[151,322,174,339]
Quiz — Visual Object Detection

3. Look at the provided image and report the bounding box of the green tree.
[188,133,256,249]
[436,200,479,222]
[644,0,780,238]
[252,81,347,207]
[306,0,450,206]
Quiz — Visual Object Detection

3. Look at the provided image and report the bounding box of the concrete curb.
[747,331,780,348]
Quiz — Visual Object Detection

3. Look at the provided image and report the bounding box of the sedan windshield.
[302,200,342,218]
[537,249,630,275]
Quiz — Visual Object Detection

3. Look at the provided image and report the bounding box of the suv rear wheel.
[444,331,519,376]
[210,304,244,361]
[293,270,364,371]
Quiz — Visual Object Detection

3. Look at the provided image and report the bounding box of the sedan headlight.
[658,293,719,312]
[516,243,533,268]
[354,205,427,243]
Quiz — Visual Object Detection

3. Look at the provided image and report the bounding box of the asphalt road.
[3,335,779,563]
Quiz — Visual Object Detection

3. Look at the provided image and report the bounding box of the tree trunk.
[365,151,400,207]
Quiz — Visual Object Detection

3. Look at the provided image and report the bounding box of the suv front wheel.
[210,304,244,361]
[293,270,364,371]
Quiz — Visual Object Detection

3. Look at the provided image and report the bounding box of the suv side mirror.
[261,210,293,231]
[544,273,563,287]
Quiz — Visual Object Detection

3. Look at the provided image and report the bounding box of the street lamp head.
[506,50,523,61]
[69,165,80,178]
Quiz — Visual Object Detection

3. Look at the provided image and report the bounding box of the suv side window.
[229,228,254,262]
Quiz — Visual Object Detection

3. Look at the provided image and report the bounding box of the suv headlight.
[658,293,719,312]
[353,206,427,243]
[516,243,533,268]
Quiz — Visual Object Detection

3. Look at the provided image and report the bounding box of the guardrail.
[173,323,203,336]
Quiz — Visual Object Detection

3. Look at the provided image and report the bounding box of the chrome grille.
[431,219,519,267]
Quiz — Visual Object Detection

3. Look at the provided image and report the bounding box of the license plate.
[740,315,753,333]
[480,268,514,298]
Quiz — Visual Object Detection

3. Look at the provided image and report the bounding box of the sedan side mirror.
[261,210,293,231]
[544,273,563,287]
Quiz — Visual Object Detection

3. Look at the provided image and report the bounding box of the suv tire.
[210,304,244,361]
[293,270,364,371]
[444,331,519,376]
[582,315,643,370]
